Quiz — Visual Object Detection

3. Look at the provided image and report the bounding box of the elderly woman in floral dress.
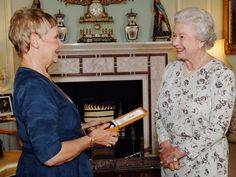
[155,7,235,177]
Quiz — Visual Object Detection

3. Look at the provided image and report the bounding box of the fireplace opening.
[56,80,143,159]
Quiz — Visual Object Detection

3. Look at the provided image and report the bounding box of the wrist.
[87,134,95,148]
[81,123,89,130]
[174,146,186,159]
[160,140,172,148]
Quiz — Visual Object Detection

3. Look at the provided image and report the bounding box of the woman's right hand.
[167,161,180,171]
[88,122,119,147]
[159,140,182,171]
[160,140,172,149]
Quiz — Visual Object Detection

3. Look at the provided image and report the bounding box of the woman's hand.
[159,145,186,169]
[167,161,180,171]
[81,120,107,130]
[160,140,172,149]
[159,140,185,171]
[89,122,119,147]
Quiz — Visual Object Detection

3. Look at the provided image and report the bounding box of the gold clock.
[89,2,104,17]
[59,0,129,42]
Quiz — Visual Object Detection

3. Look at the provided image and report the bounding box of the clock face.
[89,2,103,17]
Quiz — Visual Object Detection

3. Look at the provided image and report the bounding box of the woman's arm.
[154,63,174,145]
[19,79,118,166]
[45,123,119,166]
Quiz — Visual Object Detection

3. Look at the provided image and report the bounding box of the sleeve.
[178,69,235,159]
[154,63,173,145]
[21,79,61,163]
[154,104,170,145]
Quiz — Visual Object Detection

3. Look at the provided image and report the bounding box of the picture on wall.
[223,0,236,54]
[0,94,14,120]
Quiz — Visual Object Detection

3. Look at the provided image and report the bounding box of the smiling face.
[39,26,62,68]
[172,22,205,62]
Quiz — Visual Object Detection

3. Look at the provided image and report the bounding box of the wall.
[0,0,13,93]
[11,0,236,67]
[0,0,236,93]
[11,0,175,43]
[10,0,222,42]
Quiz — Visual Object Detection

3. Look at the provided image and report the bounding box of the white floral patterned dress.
[155,59,235,177]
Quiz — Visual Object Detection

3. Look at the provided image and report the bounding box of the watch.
[89,2,104,17]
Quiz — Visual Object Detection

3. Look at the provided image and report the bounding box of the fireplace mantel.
[50,42,175,156]
[58,42,175,55]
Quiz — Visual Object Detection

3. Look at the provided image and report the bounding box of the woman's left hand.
[81,120,107,131]
[159,146,186,167]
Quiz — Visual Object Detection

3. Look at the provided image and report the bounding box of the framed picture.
[223,0,236,54]
[0,94,14,119]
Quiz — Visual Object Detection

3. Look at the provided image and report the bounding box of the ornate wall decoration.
[58,0,128,6]
[58,0,132,43]
[152,0,171,41]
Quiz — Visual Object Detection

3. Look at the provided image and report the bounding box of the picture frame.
[223,0,236,54]
[0,94,14,119]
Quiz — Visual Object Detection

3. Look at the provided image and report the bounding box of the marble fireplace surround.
[49,42,175,155]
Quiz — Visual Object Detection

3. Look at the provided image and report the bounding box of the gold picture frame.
[223,0,236,54]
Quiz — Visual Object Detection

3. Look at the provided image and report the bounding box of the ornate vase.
[125,9,139,41]
[54,10,68,41]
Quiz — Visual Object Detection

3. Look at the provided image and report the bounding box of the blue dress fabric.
[13,67,93,177]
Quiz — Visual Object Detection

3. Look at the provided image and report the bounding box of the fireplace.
[49,42,174,156]
[56,80,143,114]
[56,80,143,158]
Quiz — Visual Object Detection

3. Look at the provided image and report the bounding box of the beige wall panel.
[177,0,222,38]
[0,0,14,93]
[177,0,210,10]
[0,0,7,67]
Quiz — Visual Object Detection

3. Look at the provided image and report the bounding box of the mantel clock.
[58,0,129,43]
[81,0,112,22]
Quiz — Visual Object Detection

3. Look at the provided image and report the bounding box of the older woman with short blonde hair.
[9,8,119,177]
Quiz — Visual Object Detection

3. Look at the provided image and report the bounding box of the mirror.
[223,0,236,54]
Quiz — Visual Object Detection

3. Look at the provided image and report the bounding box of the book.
[108,107,148,132]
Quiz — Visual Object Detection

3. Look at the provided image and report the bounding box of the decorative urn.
[125,9,139,41]
[54,9,68,41]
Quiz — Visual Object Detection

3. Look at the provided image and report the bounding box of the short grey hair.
[174,7,217,50]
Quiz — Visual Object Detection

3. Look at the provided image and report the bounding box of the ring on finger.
[171,151,178,162]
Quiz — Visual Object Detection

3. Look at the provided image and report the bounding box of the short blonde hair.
[8,8,57,58]
[174,7,217,50]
